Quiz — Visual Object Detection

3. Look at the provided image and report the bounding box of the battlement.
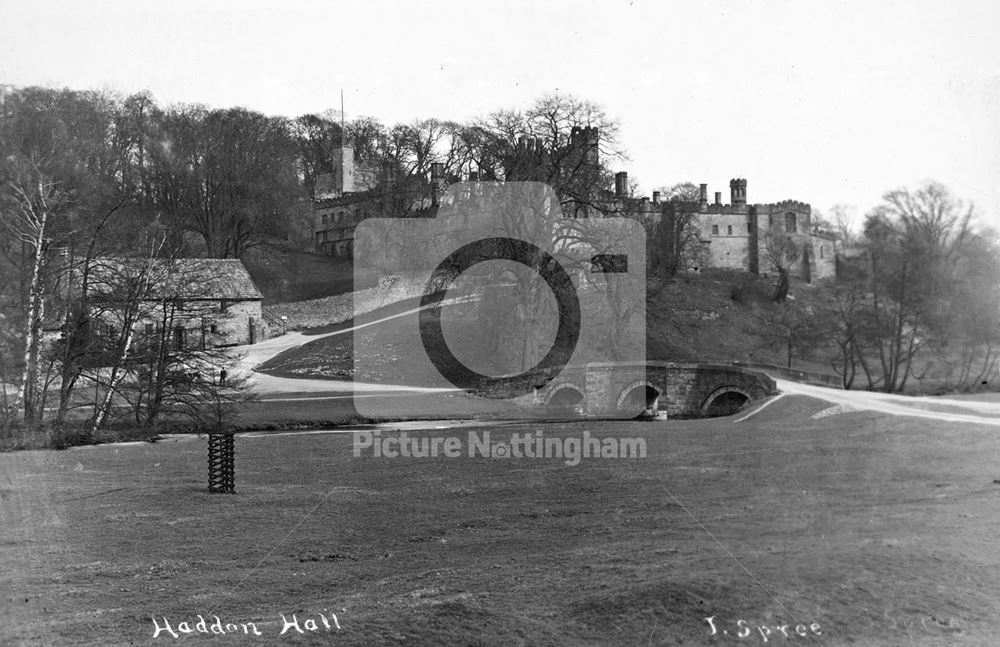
[569,125,600,146]
[704,203,735,214]
[516,136,549,157]
[765,199,811,211]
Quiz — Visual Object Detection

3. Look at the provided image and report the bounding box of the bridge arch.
[544,383,586,416]
[616,380,662,416]
[700,385,751,417]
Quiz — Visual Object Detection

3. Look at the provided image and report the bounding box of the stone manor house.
[613,175,836,281]
[312,130,836,282]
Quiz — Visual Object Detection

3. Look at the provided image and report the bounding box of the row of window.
[141,322,220,336]
[320,209,369,226]
[321,211,347,225]
[704,226,830,259]
[711,224,748,236]
[94,322,220,353]
[710,214,800,237]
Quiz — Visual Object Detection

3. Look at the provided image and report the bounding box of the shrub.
[48,425,95,450]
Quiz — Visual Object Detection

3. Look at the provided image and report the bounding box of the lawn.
[3,395,1000,645]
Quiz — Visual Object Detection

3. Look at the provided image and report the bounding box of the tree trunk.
[772,268,790,303]
[91,261,157,434]
[14,205,48,430]
[91,324,136,435]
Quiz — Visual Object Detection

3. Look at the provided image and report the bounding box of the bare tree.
[834,182,977,393]
[763,232,801,302]
[78,254,259,435]
[647,182,707,277]
[750,302,824,369]
[939,230,1000,390]
[147,106,304,258]
[1,170,70,429]
[829,271,875,390]
[827,204,858,246]
[178,369,257,434]
[466,93,625,217]
[85,247,165,434]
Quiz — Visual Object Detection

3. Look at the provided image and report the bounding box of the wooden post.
[207,432,235,493]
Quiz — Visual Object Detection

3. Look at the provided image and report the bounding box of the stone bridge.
[527,361,777,418]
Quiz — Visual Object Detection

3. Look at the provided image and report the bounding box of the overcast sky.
[2,0,998,226]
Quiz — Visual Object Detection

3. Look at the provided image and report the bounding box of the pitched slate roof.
[91,257,264,301]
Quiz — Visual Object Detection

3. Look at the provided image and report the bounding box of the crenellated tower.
[568,126,600,168]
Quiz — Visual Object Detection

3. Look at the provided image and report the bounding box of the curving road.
[241,300,1000,425]
[737,378,1000,426]
[240,300,463,396]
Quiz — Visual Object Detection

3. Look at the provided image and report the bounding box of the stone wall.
[153,299,263,347]
[651,363,776,417]
[92,298,266,350]
[809,236,836,280]
[266,275,426,330]
[210,300,263,345]
[706,232,751,270]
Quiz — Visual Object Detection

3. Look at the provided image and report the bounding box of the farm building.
[84,257,270,349]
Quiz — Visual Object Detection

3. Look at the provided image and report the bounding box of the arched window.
[711,225,719,235]
[727,225,733,235]
[785,213,797,233]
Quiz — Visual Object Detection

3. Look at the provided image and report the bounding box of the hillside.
[240,244,839,375]
[241,243,374,305]
[251,262,993,395]
[645,268,838,372]
[256,268,844,383]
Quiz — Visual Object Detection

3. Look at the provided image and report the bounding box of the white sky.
[1,0,998,226]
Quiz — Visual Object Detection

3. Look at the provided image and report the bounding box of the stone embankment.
[264,276,425,330]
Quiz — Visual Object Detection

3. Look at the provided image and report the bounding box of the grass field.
[4,395,1000,645]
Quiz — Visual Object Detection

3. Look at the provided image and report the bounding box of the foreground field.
[3,395,1000,646]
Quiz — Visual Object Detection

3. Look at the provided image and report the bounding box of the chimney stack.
[699,183,708,206]
[715,191,722,206]
[614,171,628,198]
[652,191,660,204]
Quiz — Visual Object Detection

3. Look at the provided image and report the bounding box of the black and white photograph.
[2,1,999,644]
